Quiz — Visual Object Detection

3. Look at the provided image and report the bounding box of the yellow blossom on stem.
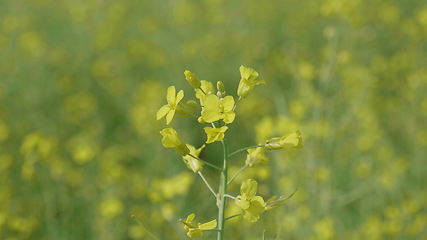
[237,65,265,98]
[265,130,302,150]
[195,80,215,105]
[204,126,228,144]
[235,179,266,222]
[200,94,235,123]
[160,128,190,156]
[156,86,184,125]
[184,70,201,89]
[245,147,269,167]
[182,144,205,172]
[180,213,217,238]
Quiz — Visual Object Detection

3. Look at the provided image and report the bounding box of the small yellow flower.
[237,65,265,98]
[265,131,302,150]
[245,147,269,167]
[204,126,228,144]
[182,144,205,172]
[200,94,235,123]
[184,70,201,89]
[235,179,266,222]
[195,80,215,105]
[160,128,190,156]
[156,86,184,125]
[181,213,217,238]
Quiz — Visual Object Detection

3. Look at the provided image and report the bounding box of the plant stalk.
[217,139,228,240]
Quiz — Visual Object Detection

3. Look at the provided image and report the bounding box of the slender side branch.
[227,164,249,185]
[198,171,217,200]
[232,96,241,112]
[228,144,265,158]
[224,194,236,200]
[225,214,242,221]
[188,153,222,171]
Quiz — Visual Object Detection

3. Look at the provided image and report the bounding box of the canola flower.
[159,128,189,156]
[156,86,185,124]
[180,213,217,238]
[182,144,205,172]
[200,95,235,123]
[237,65,265,98]
[156,66,302,239]
[235,179,266,222]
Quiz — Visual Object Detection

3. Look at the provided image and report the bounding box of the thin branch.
[227,164,249,185]
[224,194,236,200]
[228,144,265,158]
[232,96,241,112]
[224,214,242,221]
[198,171,217,199]
[188,153,221,171]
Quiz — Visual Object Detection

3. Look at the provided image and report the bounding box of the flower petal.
[175,90,184,105]
[198,219,217,230]
[156,105,170,120]
[222,96,235,112]
[165,109,175,125]
[166,86,176,105]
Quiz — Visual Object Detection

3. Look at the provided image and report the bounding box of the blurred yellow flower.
[200,94,235,123]
[160,128,190,156]
[245,147,268,167]
[156,86,184,125]
[99,198,123,219]
[235,179,266,222]
[265,131,302,150]
[184,70,201,89]
[180,213,217,238]
[182,144,205,172]
[204,126,228,144]
[237,65,265,98]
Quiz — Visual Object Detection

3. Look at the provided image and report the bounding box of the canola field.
[1,0,427,239]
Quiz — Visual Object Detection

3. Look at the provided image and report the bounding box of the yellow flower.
[237,65,265,98]
[245,147,269,167]
[195,80,215,105]
[204,126,228,144]
[265,131,303,150]
[182,144,205,172]
[184,70,201,89]
[180,213,217,238]
[235,179,266,222]
[156,86,184,125]
[160,128,190,156]
[200,94,235,123]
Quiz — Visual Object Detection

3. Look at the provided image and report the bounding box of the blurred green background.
[1,0,427,239]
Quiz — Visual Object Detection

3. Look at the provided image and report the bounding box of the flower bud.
[184,70,201,89]
[265,131,302,150]
[216,81,226,97]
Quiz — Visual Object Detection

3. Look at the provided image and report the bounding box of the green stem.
[217,139,228,240]
[228,144,265,158]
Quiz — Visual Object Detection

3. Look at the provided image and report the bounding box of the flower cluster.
[156,66,302,238]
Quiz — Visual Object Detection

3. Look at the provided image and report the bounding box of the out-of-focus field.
[1,0,427,239]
